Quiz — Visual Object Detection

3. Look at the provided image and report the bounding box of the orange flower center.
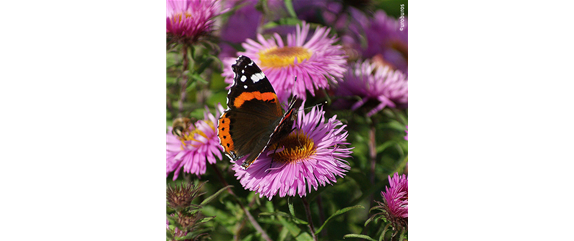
[258,47,312,68]
[269,130,316,163]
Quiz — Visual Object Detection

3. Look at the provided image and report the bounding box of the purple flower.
[166,0,224,44]
[166,105,223,180]
[232,105,352,200]
[222,22,347,102]
[336,58,408,117]
[380,173,408,228]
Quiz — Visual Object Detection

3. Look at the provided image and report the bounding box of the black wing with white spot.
[226,55,276,109]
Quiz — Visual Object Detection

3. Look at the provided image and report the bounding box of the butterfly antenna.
[303,100,327,111]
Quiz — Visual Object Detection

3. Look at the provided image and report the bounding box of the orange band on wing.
[233,91,278,108]
[218,113,234,154]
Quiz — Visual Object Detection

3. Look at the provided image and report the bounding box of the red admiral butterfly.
[218,56,302,169]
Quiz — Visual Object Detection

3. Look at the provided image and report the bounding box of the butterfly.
[217,55,302,170]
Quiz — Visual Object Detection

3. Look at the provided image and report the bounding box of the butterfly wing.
[218,56,284,167]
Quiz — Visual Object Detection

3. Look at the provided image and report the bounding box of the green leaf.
[295,232,314,241]
[200,185,232,206]
[259,211,291,218]
[287,198,307,224]
[189,74,208,85]
[382,120,406,131]
[364,213,379,227]
[166,229,174,240]
[276,216,311,241]
[376,140,396,153]
[265,201,275,213]
[288,198,296,216]
[343,234,377,241]
[198,216,215,224]
[314,205,364,235]
[392,155,408,175]
[284,0,297,18]
[279,217,301,237]
[379,223,391,241]
[278,226,289,241]
[194,56,215,75]
[398,229,406,241]
[292,217,308,225]
[241,233,254,241]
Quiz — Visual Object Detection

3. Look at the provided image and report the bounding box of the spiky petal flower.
[336,59,408,117]
[167,182,206,211]
[232,105,352,200]
[379,173,408,229]
[166,105,224,180]
[166,0,224,44]
[222,22,347,102]
[166,182,211,241]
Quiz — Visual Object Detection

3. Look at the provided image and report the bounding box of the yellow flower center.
[269,130,316,163]
[178,120,214,149]
[171,12,193,24]
[258,47,312,68]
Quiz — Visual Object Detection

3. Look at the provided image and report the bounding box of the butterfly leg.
[269,146,280,169]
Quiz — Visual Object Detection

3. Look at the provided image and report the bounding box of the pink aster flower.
[380,173,408,229]
[336,59,408,117]
[222,22,347,102]
[232,105,352,200]
[166,0,224,44]
[166,105,223,180]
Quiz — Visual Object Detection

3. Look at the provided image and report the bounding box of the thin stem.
[210,164,272,241]
[301,196,317,241]
[178,45,189,115]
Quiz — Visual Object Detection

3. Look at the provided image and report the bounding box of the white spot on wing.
[251,72,265,83]
[240,75,247,82]
[244,85,247,89]
[248,61,254,66]
[242,70,244,74]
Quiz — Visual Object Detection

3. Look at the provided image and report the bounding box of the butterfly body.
[218,56,301,169]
